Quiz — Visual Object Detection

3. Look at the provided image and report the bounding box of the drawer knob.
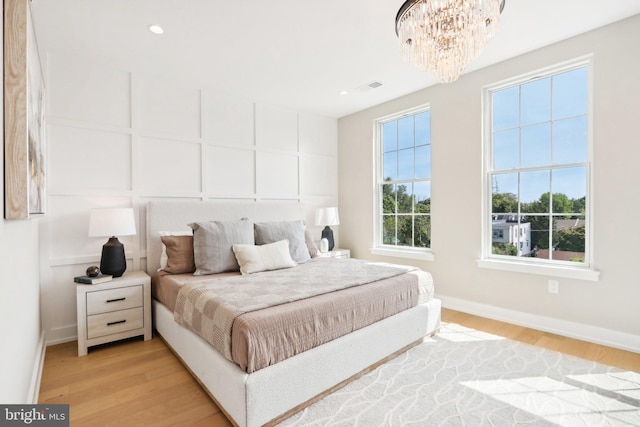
[107,320,127,326]
[106,297,126,303]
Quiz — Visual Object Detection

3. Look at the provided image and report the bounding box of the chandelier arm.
[395,0,506,36]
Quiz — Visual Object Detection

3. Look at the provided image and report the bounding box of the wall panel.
[256,151,299,197]
[138,137,202,194]
[48,125,132,192]
[255,103,298,150]
[206,146,255,196]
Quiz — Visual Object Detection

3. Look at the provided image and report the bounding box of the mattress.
[152,258,434,373]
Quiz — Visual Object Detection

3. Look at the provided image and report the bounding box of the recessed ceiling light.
[148,24,164,35]
[339,90,349,96]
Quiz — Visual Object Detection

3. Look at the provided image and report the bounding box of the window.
[374,106,431,257]
[485,60,591,269]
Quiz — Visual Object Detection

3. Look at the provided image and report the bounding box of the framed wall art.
[4,0,46,219]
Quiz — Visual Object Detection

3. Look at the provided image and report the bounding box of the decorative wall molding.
[40,54,339,344]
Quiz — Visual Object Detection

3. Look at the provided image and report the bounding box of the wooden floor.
[38,308,640,426]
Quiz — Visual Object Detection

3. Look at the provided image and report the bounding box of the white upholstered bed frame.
[146,200,441,427]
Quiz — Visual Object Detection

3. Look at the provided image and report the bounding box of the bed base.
[153,298,441,427]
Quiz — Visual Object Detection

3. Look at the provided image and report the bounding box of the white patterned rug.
[277,323,640,427]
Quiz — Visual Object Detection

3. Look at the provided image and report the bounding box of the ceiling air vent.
[356,81,383,92]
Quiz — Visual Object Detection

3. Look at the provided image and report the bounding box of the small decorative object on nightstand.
[76,270,151,356]
[317,248,350,259]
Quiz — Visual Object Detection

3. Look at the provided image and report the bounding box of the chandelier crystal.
[395,0,505,83]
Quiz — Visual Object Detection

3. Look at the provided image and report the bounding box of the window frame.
[479,56,599,281]
[371,104,434,261]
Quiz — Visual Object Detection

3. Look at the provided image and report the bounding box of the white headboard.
[146,200,306,274]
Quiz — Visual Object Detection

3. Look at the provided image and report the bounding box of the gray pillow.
[189,219,254,275]
[254,220,311,264]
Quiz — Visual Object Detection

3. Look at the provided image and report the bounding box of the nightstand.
[317,248,350,259]
[76,271,151,356]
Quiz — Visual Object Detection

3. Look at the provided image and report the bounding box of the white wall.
[338,16,640,351]
[0,8,43,403]
[40,54,338,344]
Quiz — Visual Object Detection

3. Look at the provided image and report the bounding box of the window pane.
[492,173,518,213]
[382,183,396,214]
[553,68,587,119]
[521,123,551,168]
[415,111,431,146]
[553,117,587,164]
[414,215,430,248]
[520,170,550,208]
[552,214,585,262]
[397,183,413,213]
[414,181,431,213]
[493,86,519,131]
[493,129,519,170]
[396,215,412,246]
[415,145,431,179]
[530,214,551,252]
[521,78,551,125]
[383,152,397,180]
[383,122,397,152]
[552,167,586,213]
[397,148,414,180]
[382,215,396,244]
[398,116,414,149]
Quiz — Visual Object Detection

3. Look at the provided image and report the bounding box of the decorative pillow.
[159,230,193,270]
[160,235,195,274]
[232,240,297,275]
[254,220,311,264]
[190,219,254,275]
[304,229,319,258]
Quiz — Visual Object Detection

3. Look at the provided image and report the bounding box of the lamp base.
[321,226,335,251]
[100,237,127,277]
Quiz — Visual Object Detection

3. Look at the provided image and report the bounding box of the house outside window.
[373,105,432,259]
[484,58,592,268]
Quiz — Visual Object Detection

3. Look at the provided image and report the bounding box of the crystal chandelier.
[395,0,506,83]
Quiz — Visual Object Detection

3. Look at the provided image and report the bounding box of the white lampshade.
[315,207,340,227]
[88,208,136,237]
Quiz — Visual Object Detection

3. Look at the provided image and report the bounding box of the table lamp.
[89,207,136,277]
[315,207,340,251]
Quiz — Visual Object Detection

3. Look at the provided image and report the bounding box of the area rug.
[277,323,640,426]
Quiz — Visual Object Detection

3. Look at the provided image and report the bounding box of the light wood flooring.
[38,308,640,426]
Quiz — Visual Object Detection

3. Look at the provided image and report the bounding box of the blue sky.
[492,67,588,203]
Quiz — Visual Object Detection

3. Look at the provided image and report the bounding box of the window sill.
[370,247,435,262]
[476,258,600,282]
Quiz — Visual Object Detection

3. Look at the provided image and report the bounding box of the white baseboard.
[28,331,46,404]
[46,324,78,346]
[438,295,640,354]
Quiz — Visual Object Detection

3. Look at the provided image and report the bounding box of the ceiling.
[30,0,640,119]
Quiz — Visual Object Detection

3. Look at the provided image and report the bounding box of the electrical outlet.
[548,280,559,294]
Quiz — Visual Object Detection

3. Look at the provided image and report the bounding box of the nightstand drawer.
[87,307,144,339]
[86,285,143,315]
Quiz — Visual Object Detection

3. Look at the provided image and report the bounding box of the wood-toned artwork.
[4,0,46,219]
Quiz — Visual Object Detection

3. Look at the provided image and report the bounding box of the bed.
[146,200,441,427]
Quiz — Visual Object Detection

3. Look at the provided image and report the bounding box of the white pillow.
[159,230,192,270]
[232,239,297,275]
